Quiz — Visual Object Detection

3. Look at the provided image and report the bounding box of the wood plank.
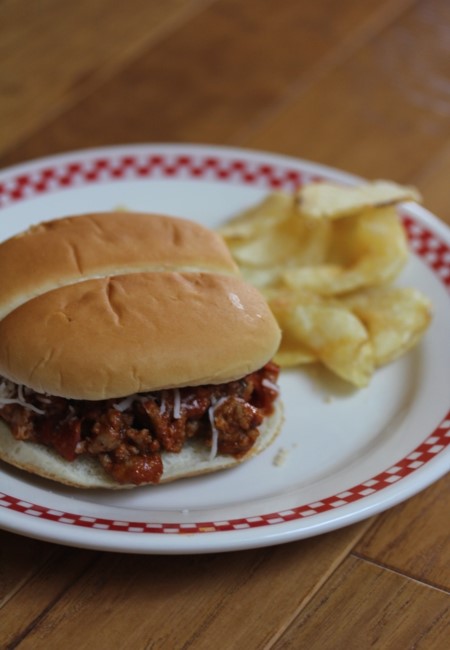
[245,0,450,183]
[354,473,450,590]
[272,556,450,649]
[4,521,372,650]
[0,0,213,155]
[0,0,413,168]
[413,139,450,224]
[0,530,55,608]
[348,21,450,583]
[0,541,96,649]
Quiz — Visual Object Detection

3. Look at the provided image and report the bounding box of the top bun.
[0,211,238,321]
[0,212,280,399]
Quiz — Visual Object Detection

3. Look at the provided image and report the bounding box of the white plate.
[0,144,449,554]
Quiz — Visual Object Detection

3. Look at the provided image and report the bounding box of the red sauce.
[0,362,280,485]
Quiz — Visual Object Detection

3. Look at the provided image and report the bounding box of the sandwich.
[0,212,282,488]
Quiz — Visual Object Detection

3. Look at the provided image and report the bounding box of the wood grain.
[0,0,214,155]
[414,139,450,224]
[245,0,450,182]
[2,522,372,650]
[354,473,450,590]
[272,556,450,649]
[0,540,96,649]
[0,531,56,608]
[0,0,413,168]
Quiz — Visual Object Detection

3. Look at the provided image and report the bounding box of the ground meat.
[212,397,263,456]
[84,409,133,454]
[0,362,279,485]
[0,404,36,440]
[139,398,187,453]
[99,447,164,485]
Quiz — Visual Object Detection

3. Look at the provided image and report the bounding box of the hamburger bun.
[0,272,280,400]
[0,211,239,321]
[0,212,282,487]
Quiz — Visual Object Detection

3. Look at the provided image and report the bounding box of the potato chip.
[219,192,294,241]
[230,222,301,268]
[222,194,332,270]
[218,178,430,387]
[341,286,433,366]
[277,264,343,294]
[297,180,421,219]
[269,291,374,387]
[274,348,316,367]
[281,206,409,294]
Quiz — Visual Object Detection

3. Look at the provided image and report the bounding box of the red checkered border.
[0,412,449,534]
[403,216,450,290]
[0,150,449,534]
[0,153,314,207]
[1,152,448,289]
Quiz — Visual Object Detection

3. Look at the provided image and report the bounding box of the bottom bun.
[0,400,283,489]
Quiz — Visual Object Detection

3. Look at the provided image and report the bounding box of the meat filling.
[0,362,279,485]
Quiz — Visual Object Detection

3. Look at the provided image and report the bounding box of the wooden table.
[1,1,449,648]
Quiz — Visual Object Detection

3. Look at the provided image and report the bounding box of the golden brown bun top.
[0,211,238,320]
[0,212,280,399]
[0,273,280,399]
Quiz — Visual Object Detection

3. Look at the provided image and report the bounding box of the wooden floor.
[1,1,449,648]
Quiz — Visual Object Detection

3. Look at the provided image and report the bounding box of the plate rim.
[0,142,449,554]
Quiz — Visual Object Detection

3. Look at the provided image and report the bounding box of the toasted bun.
[0,399,283,488]
[0,212,281,399]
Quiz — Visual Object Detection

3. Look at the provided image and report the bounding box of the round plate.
[0,144,449,554]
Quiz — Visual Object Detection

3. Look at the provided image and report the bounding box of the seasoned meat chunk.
[213,397,263,456]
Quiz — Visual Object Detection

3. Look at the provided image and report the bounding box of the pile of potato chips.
[220,180,432,387]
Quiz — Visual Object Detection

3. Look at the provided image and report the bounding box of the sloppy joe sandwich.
[0,212,282,488]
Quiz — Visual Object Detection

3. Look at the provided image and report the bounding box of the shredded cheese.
[112,395,136,412]
[261,378,279,393]
[208,405,219,460]
[173,388,181,419]
[0,378,45,415]
[207,396,229,460]
[18,383,25,403]
[113,389,181,418]
[0,379,13,400]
